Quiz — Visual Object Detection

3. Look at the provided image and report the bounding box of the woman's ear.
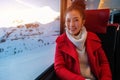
[82,20,85,26]
[65,22,67,27]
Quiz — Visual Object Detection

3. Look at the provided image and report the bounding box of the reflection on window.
[0,0,60,80]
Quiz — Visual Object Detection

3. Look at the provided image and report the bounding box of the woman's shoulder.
[87,32,102,50]
[56,33,67,43]
[87,31,101,42]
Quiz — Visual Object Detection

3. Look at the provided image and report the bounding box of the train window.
[109,10,120,24]
[0,0,60,80]
[113,12,120,24]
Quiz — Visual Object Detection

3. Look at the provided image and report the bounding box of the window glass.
[68,0,100,10]
[85,0,100,9]
[113,12,120,24]
[0,0,60,80]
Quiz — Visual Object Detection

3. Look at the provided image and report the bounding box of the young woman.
[54,0,112,80]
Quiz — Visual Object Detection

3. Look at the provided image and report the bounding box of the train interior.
[0,0,120,80]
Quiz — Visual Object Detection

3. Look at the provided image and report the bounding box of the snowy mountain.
[0,20,60,58]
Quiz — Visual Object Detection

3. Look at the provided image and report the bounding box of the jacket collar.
[56,33,79,62]
[86,32,101,52]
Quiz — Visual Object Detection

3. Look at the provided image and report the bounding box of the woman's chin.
[70,32,77,36]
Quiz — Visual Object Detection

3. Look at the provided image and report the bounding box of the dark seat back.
[114,24,120,80]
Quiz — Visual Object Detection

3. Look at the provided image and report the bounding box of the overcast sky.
[0,0,60,27]
[0,0,60,12]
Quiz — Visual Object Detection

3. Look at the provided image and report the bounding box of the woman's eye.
[75,19,79,21]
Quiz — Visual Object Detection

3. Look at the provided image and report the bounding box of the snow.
[0,44,55,80]
[0,20,60,80]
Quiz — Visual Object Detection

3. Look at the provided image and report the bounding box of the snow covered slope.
[0,20,60,80]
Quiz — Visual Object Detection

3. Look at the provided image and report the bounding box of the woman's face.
[65,10,85,36]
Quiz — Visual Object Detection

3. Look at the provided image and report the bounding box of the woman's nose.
[70,21,74,27]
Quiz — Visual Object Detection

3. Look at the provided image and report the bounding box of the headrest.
[85,9,110,33]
